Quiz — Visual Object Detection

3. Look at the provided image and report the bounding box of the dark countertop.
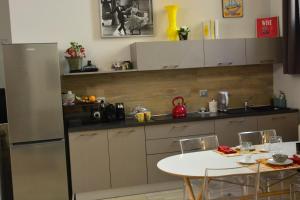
[66,107,299,133]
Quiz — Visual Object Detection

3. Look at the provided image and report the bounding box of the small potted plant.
[177,26,190,40]
[65,42,86,72]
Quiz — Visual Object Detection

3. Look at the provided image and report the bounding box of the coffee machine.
[218,91,229,112]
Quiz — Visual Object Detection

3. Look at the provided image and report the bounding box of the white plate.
[235,145,256,151]
[238,159,257,164]
[267,158,293,166]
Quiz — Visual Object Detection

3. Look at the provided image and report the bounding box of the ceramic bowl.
[272,154,288,163]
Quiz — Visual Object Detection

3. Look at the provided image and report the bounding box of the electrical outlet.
[199,90,208,97]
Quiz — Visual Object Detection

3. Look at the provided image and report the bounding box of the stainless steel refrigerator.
[2,43,69,200]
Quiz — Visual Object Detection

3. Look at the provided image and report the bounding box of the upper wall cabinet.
[245,38,283,65]
[131,41,204,71]
[204,39,246,67]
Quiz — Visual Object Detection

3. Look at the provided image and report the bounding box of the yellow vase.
[165,5,178,41]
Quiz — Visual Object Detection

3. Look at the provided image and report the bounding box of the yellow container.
[165,5,178,41]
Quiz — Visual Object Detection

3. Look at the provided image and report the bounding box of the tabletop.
[157,141,299,178]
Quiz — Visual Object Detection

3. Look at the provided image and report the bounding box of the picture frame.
[222,0,243,18]
[100,0,154,38]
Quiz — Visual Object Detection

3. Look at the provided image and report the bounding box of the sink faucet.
[243,97,253,111]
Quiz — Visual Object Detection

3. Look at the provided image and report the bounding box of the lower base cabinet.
[108,127,147,188]
[257,113,299,142]
[147,153,180,184]
[69,130,111,193]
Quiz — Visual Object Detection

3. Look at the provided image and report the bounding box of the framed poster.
[222,0,243,18]
[256,17,279,38]
[100,0,154,38]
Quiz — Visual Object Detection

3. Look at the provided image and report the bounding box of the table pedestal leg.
[183,177,196,200]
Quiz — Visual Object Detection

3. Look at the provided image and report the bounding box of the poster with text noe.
[100,0,154,37]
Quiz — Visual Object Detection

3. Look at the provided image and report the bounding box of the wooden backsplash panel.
[61,65,273,115]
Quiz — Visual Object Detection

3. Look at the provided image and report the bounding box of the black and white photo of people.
[101,0,153,37]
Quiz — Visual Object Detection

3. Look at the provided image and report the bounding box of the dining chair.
[202,163,261,200]
[179,135,219,200]
[238,130,277,146]
[290,183,300,199]
[179,135,219,154]
[238,131,264,146]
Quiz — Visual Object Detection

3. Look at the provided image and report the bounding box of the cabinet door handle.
[272,116,286,120]
[116,129,135,135]
[80,132,97,137]
[218,62,233,66]
[260,59,275,64]
[229,119,245,123]
[172,125,188,129]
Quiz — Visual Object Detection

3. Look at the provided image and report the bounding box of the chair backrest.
[261,129,277,143]
[238,131,263,145]
[202,164,260,200]
[179,135,219,154]
[238,130,277,146]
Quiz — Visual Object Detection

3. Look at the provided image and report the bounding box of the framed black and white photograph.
[100,0,154,37]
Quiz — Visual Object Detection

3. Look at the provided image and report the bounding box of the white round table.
[157,142,298,200]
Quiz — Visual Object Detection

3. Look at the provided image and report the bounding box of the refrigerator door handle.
[12,138,65,147]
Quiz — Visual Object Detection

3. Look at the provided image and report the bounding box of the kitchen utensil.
[172,96,187,119]
[218,91,229,112]
[209,99,218,113]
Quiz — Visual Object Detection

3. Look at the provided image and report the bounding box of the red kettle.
[172,96,187,119]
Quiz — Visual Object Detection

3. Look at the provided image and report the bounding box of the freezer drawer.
[10,140,68,200]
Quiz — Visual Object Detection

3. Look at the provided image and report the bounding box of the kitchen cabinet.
[131,41,204,70]
[215,117,257,146]
[69,130,111,193]
[108,127,147,188]
[246,38,283,65]
[147,153,180,183]
[204,39,246,67]
[257,113,299,142]
[145,121,214,140]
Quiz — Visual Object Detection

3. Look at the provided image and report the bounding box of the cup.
[135,113,145,123]
[144,112,152,121]
[296,142,300,155]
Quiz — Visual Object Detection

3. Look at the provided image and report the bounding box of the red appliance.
[172,96,187,119]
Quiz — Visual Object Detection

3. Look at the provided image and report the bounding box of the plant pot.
[178,33,188,40]
[67,57,83,72]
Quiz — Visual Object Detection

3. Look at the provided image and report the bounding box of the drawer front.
[147,153,180,184]
[215,117,258,147]
[145,121,214,140]
[146,134,215,155]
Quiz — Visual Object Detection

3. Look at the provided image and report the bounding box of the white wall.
[8,0,271,71]
[271,0,300,110]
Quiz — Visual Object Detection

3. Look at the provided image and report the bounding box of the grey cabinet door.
[131,41,204,70]
[215,117,257,147]
[69,130,111,193]
[204,39,246,67]
[246,38,283,65]
[147,152,180,184]
[257,113,299,142]
[108,127,147,188]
